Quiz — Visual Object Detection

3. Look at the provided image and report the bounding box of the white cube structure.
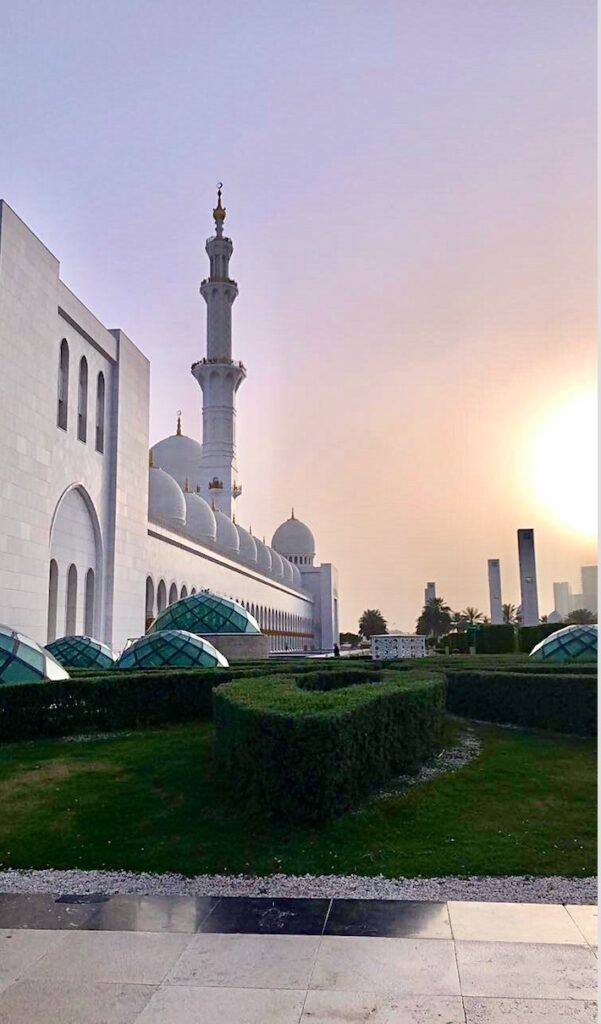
[371,633,427,660]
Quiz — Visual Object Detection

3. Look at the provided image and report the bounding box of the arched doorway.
[49,485,102,639]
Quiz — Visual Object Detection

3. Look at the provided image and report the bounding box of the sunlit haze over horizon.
[1,0,596,631]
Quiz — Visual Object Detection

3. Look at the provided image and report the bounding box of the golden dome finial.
[291,507,295,519]
[213,182,226,223]
[183,476,189,493]
[176,410,182,436]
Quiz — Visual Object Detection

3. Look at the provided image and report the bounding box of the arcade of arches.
[145,576,313,652]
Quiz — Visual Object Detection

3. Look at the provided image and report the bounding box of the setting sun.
[528,388,597,539]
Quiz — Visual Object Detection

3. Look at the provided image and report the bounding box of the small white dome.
[281,558,294,584]
[269,547,284,580]
[152,426,203,492]
[148,466,186,528]
[184,491,216,544]
[291,563,302,588]
[272,511,315,565]
[236,524,257,563]
[214,509,240,553]
[255,538,272,573]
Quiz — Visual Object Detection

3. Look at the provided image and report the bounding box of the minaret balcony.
[200,277,238,287]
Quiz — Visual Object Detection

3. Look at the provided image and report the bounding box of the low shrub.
[475,625,516,655]
[446,670,597,736]
[297,668,384,691]
[518,623,566,654]
[0,658,379,742]
[0,666,241,742]
[213,669,446,822]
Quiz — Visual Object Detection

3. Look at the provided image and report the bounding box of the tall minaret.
[192,185,245,517]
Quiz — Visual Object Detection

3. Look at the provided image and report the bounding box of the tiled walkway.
[0,894,596,1022]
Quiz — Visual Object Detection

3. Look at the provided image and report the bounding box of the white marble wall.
[145,524,315,656]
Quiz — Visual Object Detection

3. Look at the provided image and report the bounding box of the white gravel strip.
[0,869,595,904]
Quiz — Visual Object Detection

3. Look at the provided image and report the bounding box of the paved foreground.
[0,893,596,1022]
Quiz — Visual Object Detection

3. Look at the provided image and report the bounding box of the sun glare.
[528,388,597,539]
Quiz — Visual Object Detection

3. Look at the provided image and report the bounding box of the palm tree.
[358,609,388,639]
[417,597,452,640]
[462,607,485,625]
[566,608,596,625]
[502,603,519,625]
[450,611,467,633]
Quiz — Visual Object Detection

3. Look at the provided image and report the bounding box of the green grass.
[0,718,595,878]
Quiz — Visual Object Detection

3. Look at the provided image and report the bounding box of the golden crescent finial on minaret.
[213,182,226,223]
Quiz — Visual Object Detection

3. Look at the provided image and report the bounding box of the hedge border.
[213,669,446,822]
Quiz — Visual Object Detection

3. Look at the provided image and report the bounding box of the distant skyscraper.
[581,566,597,614]
[553,582,572,619]
[487,559,503,624]
[517,529,539,626]
[424,582,436,606]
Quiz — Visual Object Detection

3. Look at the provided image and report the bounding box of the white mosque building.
[0,192,339,654]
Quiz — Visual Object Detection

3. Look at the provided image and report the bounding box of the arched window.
[47,559,58,642]
[157,579,167,612]
[180,585,188,599]
[145,576,155,625]
[169,582,178,605]
[78,356,88,442]
[57,339,69,429]
[191,586,197,595]
[84,568,95,635]
[95,372,105,453]
[66,564,78,635]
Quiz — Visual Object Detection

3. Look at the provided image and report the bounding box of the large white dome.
[214,509,240,554]
[236,523,257,563]
[255,538,272,573]
[269,547,284,580]
[151,424,203,492]
[184,491,216,544]
[272,511,315,565]
[148,466,186,528]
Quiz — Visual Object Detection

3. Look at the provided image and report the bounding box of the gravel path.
[0,869,595,904]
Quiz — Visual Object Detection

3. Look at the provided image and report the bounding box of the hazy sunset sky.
[1,0,596,630]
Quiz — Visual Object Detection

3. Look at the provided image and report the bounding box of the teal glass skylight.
[46,635,115,670]
[147,591,260,636]
[115,629,229,670]
[529,624,597,662]
[0,624,70,684]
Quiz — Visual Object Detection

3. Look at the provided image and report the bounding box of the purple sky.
[1,0,596,630]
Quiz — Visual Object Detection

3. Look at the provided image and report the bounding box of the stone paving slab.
[0,898,596,1023]
[462,997,598,1023]
[455,940,598,1000]
[0,979,156,1024]
[448,900,588,944]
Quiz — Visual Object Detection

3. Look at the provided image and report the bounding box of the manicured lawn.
[0,719,595,878]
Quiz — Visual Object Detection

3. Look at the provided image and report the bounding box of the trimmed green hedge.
[518,623,566,653]
[446,670,597,736]
[0,666,242,742]
[213,669,446,822]
[0,659,388,742]
[475,625,516,654]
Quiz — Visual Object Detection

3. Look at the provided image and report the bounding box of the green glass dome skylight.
[115,629,229,670]
[0,624,70,684]
[46,635,115,670]
[529,624,597,662]
[147,591,260,636]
